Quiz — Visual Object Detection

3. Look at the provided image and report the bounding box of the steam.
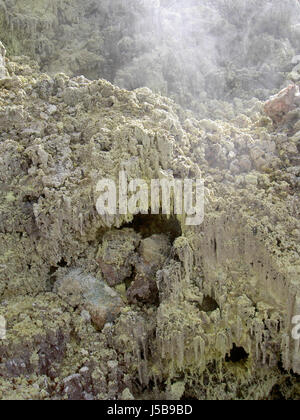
[1,0,300,118]
[113,0,300,114]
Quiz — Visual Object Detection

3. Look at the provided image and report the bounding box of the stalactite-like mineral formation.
[0,39,299,399]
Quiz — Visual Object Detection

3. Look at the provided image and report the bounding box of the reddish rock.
[126,262,159,305]
[127,234,171,305]
[97,259,133,288]
[264,84,300,125]
[97,229,141,286]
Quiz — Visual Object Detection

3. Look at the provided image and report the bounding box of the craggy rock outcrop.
[0,51,299,400]
[264,84,300,124]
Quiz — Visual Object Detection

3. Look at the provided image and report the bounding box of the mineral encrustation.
[0,0,299,401]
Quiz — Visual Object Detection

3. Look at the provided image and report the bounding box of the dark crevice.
[121,213,182,243]
[269,384,285,400]
[57,258,68,268]
[213,238,217,253]
[124,266,137,291]
[134,378,166,399]
[200,295,219,313]
[47,259,68,291]
[95,227,110,244]
[22,195,39,204]
[49,266,58,276]
[47,267,58,292]
[181,392,198,400]
[226,344,249,363]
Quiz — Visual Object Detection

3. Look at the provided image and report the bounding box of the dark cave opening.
[47,259,68,291]
[121,213,182,243]
[226,344,249,363]
[57,258,68,268]
[201,295,219,313]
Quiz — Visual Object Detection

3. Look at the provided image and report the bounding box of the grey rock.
[291,55,300,65]
[54,269,124,330]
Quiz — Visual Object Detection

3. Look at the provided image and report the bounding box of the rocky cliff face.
[0,38,299,399]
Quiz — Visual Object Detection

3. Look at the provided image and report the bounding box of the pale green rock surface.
[0,1,300,400]
[0,51,298,400]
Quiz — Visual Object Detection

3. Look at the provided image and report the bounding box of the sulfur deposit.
[0,38,299,400]
[0,0,300,401]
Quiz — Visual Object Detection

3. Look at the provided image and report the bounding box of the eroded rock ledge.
[0,46,299,400]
